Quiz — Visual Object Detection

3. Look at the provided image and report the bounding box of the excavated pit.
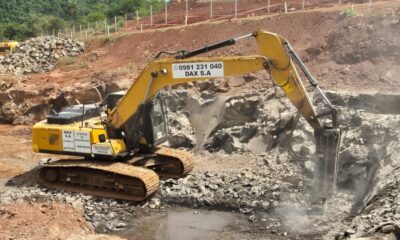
[1,85,399,239]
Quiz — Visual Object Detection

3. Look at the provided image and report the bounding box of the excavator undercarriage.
[39,147,194,201]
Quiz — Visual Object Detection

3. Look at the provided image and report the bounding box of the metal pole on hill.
[125,13,128,30]
[136,11,139,28]
[165,0,168,24]
[185,0,189,25]
[210,0,213,19]
[267,0,270,14]
[104,19,107,34]
[235,0,238,18]
[150,5,153,27]
[114,16,118,32]
[302,0,305,9]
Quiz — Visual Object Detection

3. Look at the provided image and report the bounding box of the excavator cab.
[103,92,169,149]
[149,97,168,146]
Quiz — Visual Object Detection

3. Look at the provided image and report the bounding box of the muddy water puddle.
[114,208,242,240]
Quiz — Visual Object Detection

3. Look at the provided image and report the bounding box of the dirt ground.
[129,0,393,27]
[0,1,400,239]
[131,0,332,27]
[0,202,91,240]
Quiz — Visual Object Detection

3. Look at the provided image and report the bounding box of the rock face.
[162,87,302,155]
[161,85,400,238]
[0,81,121,124]
[327,13,400,65]
[0,37,84,74]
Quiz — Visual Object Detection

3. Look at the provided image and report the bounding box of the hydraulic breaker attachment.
[285,39,342,199]
[314,127,342,199]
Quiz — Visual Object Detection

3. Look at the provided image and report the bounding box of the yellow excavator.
[0,40,18,56]
[32,30,341,201]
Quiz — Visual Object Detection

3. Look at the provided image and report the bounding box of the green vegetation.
[0,0,164,41]
[57,56,88,70]
[58,56,76,66]
[340,8,357,18]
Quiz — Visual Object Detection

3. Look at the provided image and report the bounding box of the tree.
[108,0,141,16]
[47,17,67,32]
[86,11,107,22]
[1,23,33,40]
[66,0,80,18]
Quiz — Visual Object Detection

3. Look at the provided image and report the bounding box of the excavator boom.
[109,31,324,130]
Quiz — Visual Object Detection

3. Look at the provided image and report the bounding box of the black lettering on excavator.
[185,71,199,77]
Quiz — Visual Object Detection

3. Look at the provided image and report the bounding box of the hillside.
[0,0,163,40]
[18,2,400,95]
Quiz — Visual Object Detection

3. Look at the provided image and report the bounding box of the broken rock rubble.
[0,36,84,74]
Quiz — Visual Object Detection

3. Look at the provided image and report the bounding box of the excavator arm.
[107,30,341,198]
[108,30,325,130]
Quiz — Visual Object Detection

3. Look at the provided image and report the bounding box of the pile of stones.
[0,36,84,74]
[159,170,284,210]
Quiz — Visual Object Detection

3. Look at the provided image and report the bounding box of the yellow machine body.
[0,41,18,56]
[32,119,126,158]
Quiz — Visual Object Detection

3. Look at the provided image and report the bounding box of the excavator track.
[38,147,193,201]
[130,147,195,179]
[39,160,159,201]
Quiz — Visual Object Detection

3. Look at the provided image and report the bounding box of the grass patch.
[57,56,88,71]
[101,33,128,45]
[341,8,357,17]
[58,56,76,66]
[76,62,88,69]
[102,36,117,44]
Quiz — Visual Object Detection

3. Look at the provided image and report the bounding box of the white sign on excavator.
[172,62,224,79]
